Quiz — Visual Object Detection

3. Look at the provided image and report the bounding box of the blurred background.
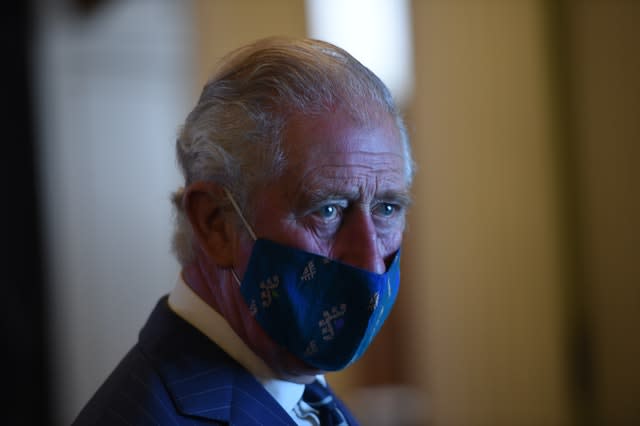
[4,0,638,425]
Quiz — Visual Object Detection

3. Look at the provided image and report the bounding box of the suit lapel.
[138,297,296,425]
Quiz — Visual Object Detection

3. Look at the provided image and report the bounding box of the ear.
[183,181,235,268]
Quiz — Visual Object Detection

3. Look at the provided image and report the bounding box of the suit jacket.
[72,296,358,425]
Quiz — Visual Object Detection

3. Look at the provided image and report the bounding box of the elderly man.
[74,37,414,425]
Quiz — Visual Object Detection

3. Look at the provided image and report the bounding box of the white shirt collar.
[167,274,307,415]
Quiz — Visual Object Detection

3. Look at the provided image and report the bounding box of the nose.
[334,209,386,274]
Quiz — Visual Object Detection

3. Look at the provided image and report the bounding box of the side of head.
[171,37,414,266]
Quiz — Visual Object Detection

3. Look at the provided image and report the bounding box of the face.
[235,107,410,275]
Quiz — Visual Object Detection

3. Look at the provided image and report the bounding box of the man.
[73,36,414,425]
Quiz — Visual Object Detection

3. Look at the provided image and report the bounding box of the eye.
[373,202,398,217]
[316,204,340,220]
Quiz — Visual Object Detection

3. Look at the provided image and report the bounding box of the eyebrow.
[295,188,354,210]
[295,187,413,211]
[375,189,413,207]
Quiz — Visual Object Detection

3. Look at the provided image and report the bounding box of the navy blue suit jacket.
[73,296,358,425]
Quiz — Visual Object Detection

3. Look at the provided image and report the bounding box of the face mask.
[224,188,401,371]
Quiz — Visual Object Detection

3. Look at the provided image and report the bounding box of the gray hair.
[171,37,414,265]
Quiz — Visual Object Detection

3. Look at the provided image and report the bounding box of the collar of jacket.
[139,297,296,425]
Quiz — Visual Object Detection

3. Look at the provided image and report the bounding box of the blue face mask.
[225,189,401,371]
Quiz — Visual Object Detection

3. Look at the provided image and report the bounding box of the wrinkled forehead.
[274,107,408,202]
[282,107,406,169]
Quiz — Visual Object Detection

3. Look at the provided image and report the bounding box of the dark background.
[2,1,50,424]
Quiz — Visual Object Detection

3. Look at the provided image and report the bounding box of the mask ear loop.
[230,269,242,287]
[222,187,257,240]
[222,187,257,287]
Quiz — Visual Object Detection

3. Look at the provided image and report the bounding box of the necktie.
[302,380,349,426]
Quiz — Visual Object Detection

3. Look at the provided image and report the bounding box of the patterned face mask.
[224,189,401,371]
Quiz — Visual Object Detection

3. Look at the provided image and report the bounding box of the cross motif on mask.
[260,275,280,307]
[319,304,347,341]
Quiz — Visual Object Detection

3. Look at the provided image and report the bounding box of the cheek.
[379,227,405,260]
[257,212,329,257]
[280,229,329,259]
[234,235,255,279]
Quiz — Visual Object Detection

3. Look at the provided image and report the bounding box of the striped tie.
[302,380,348,426]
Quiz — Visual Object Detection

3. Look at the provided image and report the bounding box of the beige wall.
[406,2,571,425]
[569,2,640,424]
[192,0,306,90]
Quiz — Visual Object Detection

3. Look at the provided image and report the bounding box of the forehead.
[279,108,407,197]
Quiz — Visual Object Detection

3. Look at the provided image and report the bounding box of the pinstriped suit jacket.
[72,296,358,425]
